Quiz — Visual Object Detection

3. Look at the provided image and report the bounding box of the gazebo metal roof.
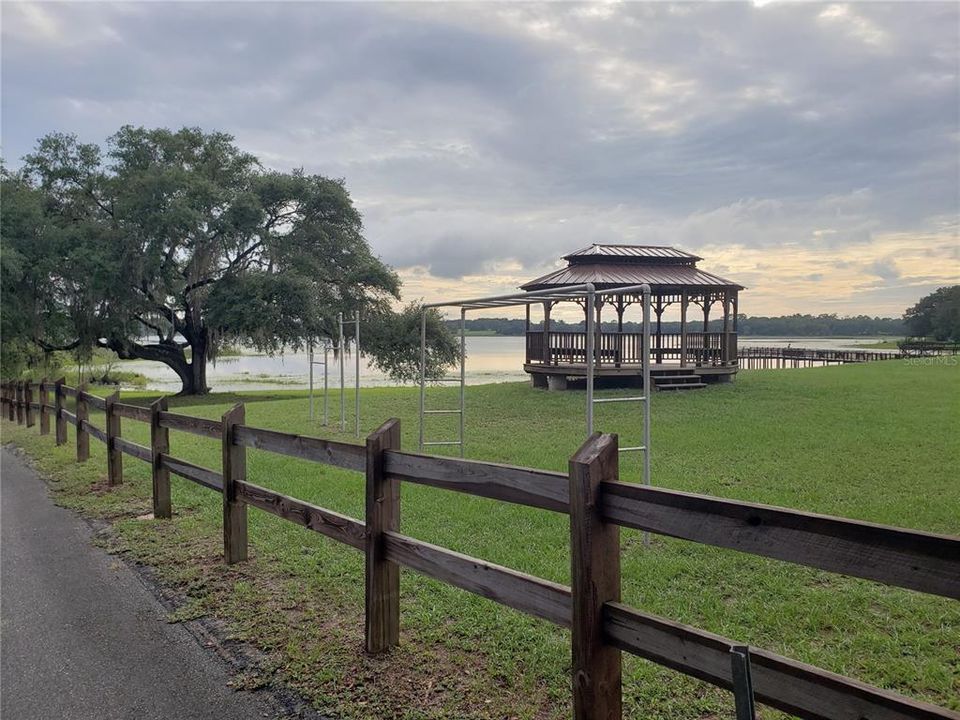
[522,244,744,292]
[563,244,701,263]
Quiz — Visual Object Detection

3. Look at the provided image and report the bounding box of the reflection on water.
[119,336,898,392]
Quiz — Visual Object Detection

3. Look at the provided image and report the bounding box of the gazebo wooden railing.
[526,330,738,367]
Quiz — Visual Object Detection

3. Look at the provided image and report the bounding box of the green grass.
[3,360,959,718]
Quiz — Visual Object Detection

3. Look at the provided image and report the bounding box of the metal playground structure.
[308,311,361,438]
[419,283,652,487]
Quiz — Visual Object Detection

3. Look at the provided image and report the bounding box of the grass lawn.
[3,359,958,718]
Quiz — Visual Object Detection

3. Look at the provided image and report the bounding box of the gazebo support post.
[731,292,739,365]
[680,290,688,368]
[524,304,531,362]
[543,301,552,364]
[654,297,664,364]
[722,290,731,366]
[595,299,603,368]
[615,298,625,367]
[702,294,712,366]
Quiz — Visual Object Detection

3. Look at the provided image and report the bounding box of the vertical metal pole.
[642,287,651,488]
[642,287,652,547]
[459,307,466,458]
[418,310,426,452]
[323,343,329,426]
[730,646,756,720]
[308,341,314,421]
[586,285,595,437]
[355,310,361,439]
[339,312,345,432]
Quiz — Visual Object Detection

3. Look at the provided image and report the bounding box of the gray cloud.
[2,1,957,312]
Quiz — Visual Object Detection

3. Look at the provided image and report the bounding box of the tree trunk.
[101,336,209,396]
[187,335,209,395]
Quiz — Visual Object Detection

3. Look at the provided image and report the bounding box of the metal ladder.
[307,340,331,425]
[308,311,361,438]
[587,286,652,487]
[419,308,466,457]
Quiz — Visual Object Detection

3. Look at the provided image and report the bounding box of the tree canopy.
[904,286,960,342]
[1,127,456,392]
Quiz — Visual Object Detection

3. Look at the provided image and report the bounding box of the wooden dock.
[738,346,902,369]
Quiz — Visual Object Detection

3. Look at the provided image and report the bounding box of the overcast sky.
[3,1,958,318]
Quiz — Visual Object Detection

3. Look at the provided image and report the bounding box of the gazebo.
[520,244,745,390]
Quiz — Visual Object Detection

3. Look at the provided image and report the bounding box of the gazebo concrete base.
[526,363,738,391]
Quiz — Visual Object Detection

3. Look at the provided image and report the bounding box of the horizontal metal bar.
[423,441,463,447]
[596,283,651,297]
[424,283,595,309]
[424,410,463,415]
[620,446,648,452]
[593,396,646,403]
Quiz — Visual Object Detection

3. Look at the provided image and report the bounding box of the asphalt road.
[1,448,284,720]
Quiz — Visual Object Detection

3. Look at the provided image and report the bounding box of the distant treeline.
[445,314,906,337]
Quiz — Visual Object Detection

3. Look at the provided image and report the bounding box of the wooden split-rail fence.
[2,377,959,720]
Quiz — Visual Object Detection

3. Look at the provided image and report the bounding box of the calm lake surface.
[118,336,898,392]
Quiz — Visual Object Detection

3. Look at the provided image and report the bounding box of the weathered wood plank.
[233,425,365,472]
[383,531,572,628]
[221,404,248,564]
[235,479,366,550]
[39,378,50,435]
[54,378,66,445]
[150,398,171,519]
[105,391,122,486]
[24,381,35,427]
[384,450,568,512]
[114,402,151,423]
[80,392,107,411]
[115,437,151,463]
[600,481,960,599]
[159,454,222,491]
[75,390,89,462]
[60,409,77,426]
[80,419,108,445]
[60,385,78,398]
[158,411,223,439]
[365,419,401,653]
[604,603,959,720]
[569,433,621,720]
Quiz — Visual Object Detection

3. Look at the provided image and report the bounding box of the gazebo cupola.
[520,244,745,390]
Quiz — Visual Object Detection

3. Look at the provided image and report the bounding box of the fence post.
[150,397,171,519]
[3,382,10,421]
[16,381,24,424]
[221,404,247,564]
[39,378,50,435]
[54,378,66,445]
[365,418,402,653]
[76,388,89,462]
[569,432,622,720]
[105,390,122,486]
[25,380,35,428]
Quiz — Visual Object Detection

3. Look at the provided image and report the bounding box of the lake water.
[117,336,898,392]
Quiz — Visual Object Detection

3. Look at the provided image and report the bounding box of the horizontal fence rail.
[159,454,222,491]
[234,424,366,472]
[158,410,223,439]
[235,479,366,550]
[2,379,958,720]
[114,402,151,423]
